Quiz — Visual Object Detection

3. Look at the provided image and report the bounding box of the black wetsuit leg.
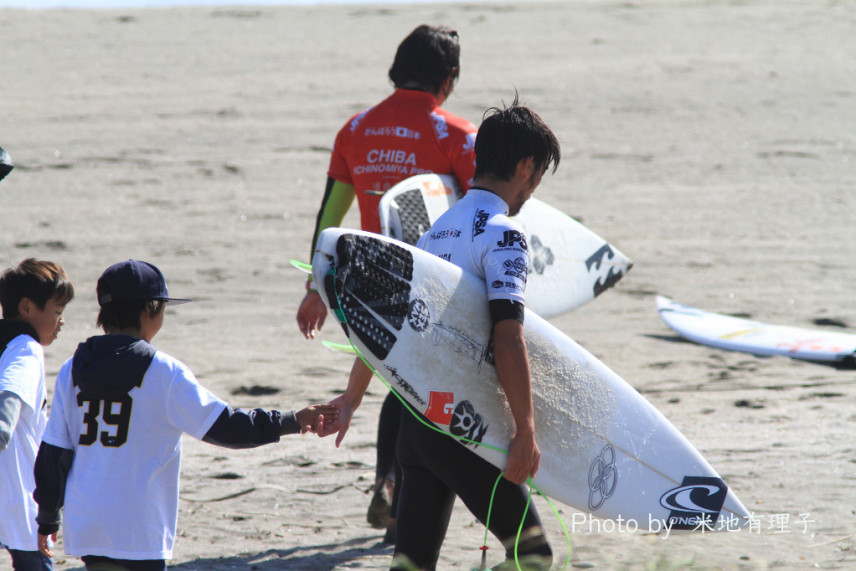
[376,392,402,483]
[393,409,552,570]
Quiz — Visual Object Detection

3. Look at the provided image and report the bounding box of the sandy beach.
[2,0,855,568]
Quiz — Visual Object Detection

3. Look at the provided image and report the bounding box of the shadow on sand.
[170,535,393,570]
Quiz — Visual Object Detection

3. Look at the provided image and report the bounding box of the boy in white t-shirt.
[33,260,336,571]
[0,258,75,571]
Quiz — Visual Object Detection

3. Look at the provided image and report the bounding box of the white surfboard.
[313,229,749,531]
[378,174,633,319]
[658,296,856,364]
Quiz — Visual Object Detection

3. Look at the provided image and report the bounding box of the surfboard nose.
[721,491,752,530]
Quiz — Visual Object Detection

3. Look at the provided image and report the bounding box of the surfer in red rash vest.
[296,25,477,542]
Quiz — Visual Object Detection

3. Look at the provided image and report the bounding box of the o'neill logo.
[659,476,727,530]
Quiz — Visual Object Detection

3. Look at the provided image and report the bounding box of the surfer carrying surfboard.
[296,24,477,538]
[319,98,560,571]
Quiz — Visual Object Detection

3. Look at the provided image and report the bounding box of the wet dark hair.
[388,25,461,95]
[0,258,74,319]
[473,94,561,182]
[97,299,164,333]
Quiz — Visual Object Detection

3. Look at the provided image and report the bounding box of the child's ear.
[143,302,163,319]
[18,297,32,318]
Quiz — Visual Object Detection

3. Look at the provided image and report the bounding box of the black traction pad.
[392,188,432,246]
[326,234,416,360]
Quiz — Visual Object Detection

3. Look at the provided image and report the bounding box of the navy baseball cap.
[97,260,192,306]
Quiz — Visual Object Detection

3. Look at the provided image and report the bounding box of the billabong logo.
[585,244,629,297]
[588,445,617,510]
[660,476,727,530]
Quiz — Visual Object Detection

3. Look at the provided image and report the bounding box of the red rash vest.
[327,89,477,233]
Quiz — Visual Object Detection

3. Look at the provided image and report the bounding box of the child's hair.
[97,299,165,334]
[0,258,75,319]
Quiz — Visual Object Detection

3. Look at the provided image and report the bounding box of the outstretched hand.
[316,394,356,447]
[296,404,339,434]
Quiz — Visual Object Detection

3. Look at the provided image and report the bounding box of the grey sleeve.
[280,409,300,435]
[0,390,24,453]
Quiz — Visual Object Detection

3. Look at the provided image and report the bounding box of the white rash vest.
[417,188,529,305]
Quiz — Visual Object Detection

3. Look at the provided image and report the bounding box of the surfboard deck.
[657,296,856,364]
[313,228,749,531]
[378,173,633,319]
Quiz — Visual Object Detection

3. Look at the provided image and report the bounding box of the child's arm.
[201,404,337,449]
[0,390,23,453]
[33,442,75,537]
[201,406,284,449]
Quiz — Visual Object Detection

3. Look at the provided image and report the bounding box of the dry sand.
[2,1,855,569]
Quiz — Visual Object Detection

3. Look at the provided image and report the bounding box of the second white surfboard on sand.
[658,296,856,365]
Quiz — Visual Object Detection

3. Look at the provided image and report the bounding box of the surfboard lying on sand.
[378,173,633,319]
[658,296,856,364]
[313,228,749,530]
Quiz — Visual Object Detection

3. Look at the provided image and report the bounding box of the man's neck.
[471,176,515,206]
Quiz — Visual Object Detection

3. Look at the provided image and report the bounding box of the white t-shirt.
[417,188,529,304]
[42,349,227,560]
[0,334,46,551]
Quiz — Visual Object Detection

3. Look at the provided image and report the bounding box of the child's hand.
[296,404,339,434]
[39,532,57,558]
